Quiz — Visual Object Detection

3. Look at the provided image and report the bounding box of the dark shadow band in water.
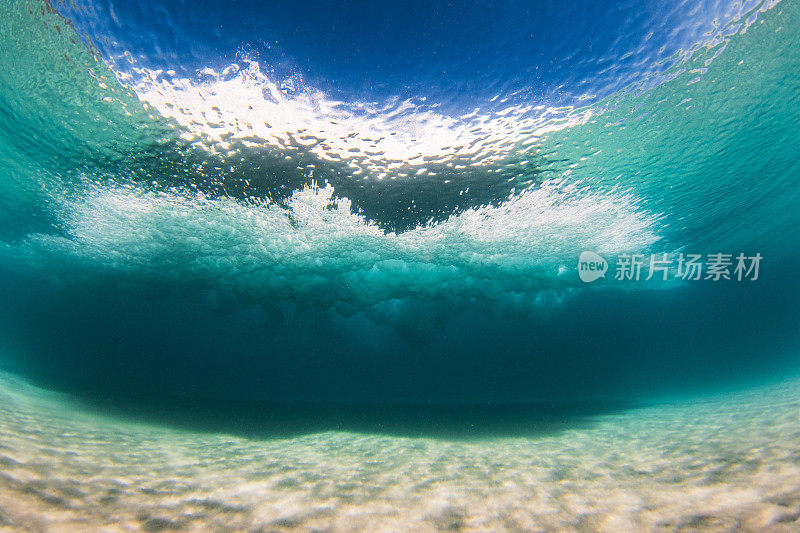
[14,374,644,440]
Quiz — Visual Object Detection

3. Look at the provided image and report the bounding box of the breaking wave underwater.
[0,0,799,407]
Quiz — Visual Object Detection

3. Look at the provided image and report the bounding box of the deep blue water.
[0,0,799,428]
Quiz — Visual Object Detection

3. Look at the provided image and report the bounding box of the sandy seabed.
[0,371,799,532]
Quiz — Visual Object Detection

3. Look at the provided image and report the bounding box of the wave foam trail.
[2,178,662,308]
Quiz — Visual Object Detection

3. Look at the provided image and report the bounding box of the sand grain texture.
[0,373,799,532]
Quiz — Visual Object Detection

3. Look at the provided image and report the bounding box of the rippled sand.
[1,372,799,532]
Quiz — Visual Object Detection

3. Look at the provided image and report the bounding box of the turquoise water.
[1,0,798,405]
[1,0,800,529]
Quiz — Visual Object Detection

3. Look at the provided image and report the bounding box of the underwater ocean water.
[1,0,800,530]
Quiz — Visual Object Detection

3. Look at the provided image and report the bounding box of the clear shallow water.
[0,0,799,529]
[2,370,800,531]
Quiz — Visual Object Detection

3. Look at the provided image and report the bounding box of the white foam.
[6,177,662,307]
